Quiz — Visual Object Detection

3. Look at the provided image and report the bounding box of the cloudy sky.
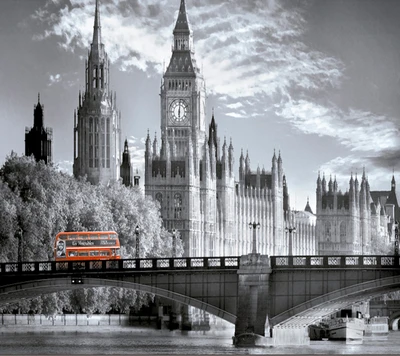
[0,0,399,211]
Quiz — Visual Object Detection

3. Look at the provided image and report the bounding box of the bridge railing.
[271,255,400,269]
[0,256,240,275]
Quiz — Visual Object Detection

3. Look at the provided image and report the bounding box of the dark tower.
[120,139,132,187]
[25,93,53,164]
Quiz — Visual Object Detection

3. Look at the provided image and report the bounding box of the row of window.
[89,65,106,89]
[325,221,347,239]
[156,192,182,219]
[88,117,111,168]
[168,79,192,90]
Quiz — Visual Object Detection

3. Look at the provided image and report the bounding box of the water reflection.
[0,328,398,354]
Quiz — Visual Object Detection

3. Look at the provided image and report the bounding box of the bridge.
[0,254,400,345]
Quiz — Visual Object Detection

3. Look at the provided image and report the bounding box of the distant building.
[120,139,132,187]
[316,171,398,255]
[25,93,52,164]
[73,0,121,185]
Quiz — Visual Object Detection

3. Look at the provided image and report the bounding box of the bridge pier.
[234,253,271,346]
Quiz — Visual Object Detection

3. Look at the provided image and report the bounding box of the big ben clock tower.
[161,0,206,156]
[145,0,210,258]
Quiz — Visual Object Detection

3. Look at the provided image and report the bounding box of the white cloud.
[48,73,62,86]
[226,102,244,109]
[276,99,400,153]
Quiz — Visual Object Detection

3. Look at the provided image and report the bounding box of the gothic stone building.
[25,94,52,164]
[73,0,122,185]
[316,172,399,255]
[144,0,299,258]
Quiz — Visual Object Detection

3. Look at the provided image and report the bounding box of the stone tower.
[120,139,132,187]
[145,0,209,257]
[73,0,121,185]
[25,93,53,164]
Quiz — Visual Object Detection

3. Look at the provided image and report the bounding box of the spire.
[153,132,158,157]
[145,130,152,157]
[245,150,250,173]
[92,0,102,46]
[34,94,43,128]
[173,0,190,34]
[305,197,314,214]
[124,138,129,153]
[38,92,40,103]
[392,174,396,191]
[226,137,233,175]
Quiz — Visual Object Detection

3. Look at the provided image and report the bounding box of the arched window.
[174,193,182,219]
[325,222,331,241]
[340,221,346,243]
[156,193,163,206]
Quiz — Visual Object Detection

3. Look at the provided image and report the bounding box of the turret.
[328,175,333,194]
[145,131,152,159]
[228,138,234,177]
[316,172,322,212]
[222,137,229,178]
[239,149,245,183]
[349,173,355,212]
[209,134,216,178]
[153,133,158,158]
[392,174,396,192]
[283,174,290,212]
[272,150,278,191]
[245,150,251,174]
[208,111,218,162]
[322,174,326,194]
[278,150,283,186]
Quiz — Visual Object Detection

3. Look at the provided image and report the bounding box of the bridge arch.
[388,311,400,331]
[272,274,400,328]
[0,278,236,324]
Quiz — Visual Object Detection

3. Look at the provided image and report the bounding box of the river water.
[0,327,398,354]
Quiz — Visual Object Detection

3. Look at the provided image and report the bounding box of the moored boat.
[324,317,365,341]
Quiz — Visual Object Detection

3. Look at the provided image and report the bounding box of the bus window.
[90,251,99,256]
[100,251,109,256]
[69,251,77,257]
[79,252,89,256]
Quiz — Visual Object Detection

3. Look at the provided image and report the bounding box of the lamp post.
[249,222,260,254]
[285,226,296,256]
[135,225,140,259]
[172,229,176,257]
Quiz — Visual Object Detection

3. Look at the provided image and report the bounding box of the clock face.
[170,99,188,122]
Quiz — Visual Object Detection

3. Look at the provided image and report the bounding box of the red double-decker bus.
[54,231,121,261]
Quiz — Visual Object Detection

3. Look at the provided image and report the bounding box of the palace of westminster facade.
[25,0,399,258]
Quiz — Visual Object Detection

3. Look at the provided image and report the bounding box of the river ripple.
[0,327,398,354]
